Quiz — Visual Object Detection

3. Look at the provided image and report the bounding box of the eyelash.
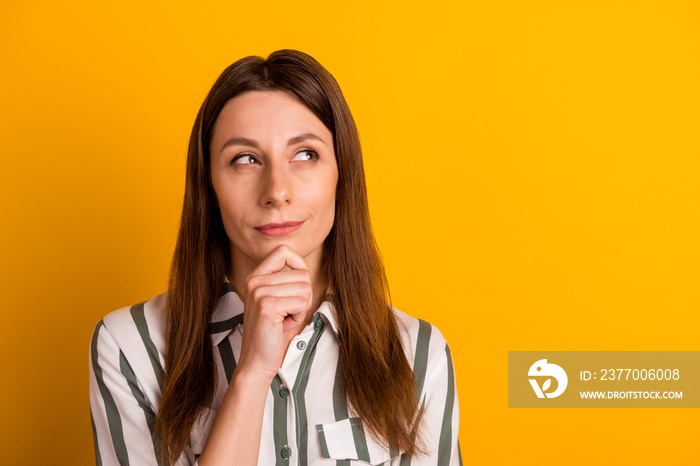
[230,149,319,165]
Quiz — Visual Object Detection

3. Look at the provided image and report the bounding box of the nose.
[260,162,292,208]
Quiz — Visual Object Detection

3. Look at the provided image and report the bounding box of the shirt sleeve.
[89,319,166,466]
[408,328,462,466]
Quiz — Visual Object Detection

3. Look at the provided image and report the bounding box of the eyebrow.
[220,132,327,152]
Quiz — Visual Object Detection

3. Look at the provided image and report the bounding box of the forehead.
[212,90,329,141]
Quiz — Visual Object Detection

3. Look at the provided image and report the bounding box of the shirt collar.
[316,294,340,335]
[209,276,340,347]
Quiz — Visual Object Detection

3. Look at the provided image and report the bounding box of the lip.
[254,221,304,237]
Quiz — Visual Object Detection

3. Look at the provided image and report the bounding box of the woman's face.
[209,90,338,274]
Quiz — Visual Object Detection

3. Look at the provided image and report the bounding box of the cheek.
[219,197,251,226]
[214,178,253,220]
[216,190,252,241]
[217,206,242,243]
[315,172,338,217]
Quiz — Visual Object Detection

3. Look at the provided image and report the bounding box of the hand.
[235,244,313,382]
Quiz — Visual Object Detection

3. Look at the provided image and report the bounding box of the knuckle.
[258,295,273,312]
[245,270,255,283]
[300,281,312,295]
[246,275,263,293]
[245,275,256,293]
[285,297,304,313]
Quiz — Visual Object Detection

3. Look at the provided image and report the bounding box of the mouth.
[254,221,305,237]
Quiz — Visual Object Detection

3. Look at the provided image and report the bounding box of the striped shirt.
[89,280,462,465]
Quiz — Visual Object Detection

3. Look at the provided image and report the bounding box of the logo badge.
[528,359,568,398]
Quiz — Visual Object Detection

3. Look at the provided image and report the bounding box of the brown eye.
[292,149,319,162]
[231,154,260,165]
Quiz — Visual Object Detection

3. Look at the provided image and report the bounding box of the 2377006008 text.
[580,369,680,381]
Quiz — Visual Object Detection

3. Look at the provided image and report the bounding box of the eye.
[231,154,260,165]
[292,149,319,162]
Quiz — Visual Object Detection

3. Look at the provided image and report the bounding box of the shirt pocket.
[315,418,401,465]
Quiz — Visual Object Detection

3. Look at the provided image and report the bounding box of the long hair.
[156,49,421,464]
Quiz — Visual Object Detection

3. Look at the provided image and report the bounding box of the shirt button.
[279,387,289,398]
[314,318,323,328]
[281,446,292,459]
[297,341,307,350]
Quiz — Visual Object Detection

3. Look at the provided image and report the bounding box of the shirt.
[89,280,462,465]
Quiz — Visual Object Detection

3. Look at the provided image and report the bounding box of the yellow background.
[1,1,698,464]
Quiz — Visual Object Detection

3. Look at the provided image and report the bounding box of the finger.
[246,269,311,291]
[257,295,310,325]
[249,282,313,304]
[249,245,308,277]
[282,313,306,333]
[281,301,311,332]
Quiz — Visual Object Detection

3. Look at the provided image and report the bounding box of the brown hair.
[156,49,421,464]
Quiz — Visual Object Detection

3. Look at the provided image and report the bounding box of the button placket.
[274,314,326,465]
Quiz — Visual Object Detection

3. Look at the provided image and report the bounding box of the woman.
[89,49,461,466]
